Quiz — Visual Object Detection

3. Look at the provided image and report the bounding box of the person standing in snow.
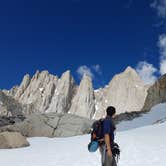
[99,106,117,166]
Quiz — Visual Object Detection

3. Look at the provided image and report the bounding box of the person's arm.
[103,119,113,157]
[104,134,112,157]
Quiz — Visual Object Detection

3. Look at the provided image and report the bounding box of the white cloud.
[92,64,102,75]
[77,65,94,79]
[136,61,157,85]
[160,60,166,74]
[158,34,166,75]
[151,0,166,18]
[150,1,166,75]
[158,34,166,57]
[77,64,103,81]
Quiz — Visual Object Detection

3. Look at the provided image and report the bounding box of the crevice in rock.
[42,114,64,136]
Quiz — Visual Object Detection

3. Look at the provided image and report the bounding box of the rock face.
[46,70,76,113]
[15,70,58,113]
[14,74,31,99]
[142,74,166,112]
[93,67,149,119]
[1,67,150,120]
[0,113,93,137]
[0,131,29,149]
[0,90,23,116]
[4,70,77,115]
[93,86,109,119]
[0,115,25,127]
[3,86,19,97]
[69,74,95,119]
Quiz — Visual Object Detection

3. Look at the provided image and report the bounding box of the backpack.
[88,119,104,152]
[90,118,104,141]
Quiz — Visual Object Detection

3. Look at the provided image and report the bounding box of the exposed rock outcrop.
[0,115,25,127]
[16,71,58,113]
[0,113,93,137]
[0,131,29,149]
[69,74,95,119]
[0,90,23,116]
[93,86,109,119]
[3,86,19,97]
[93,67,149,119]
[1,67,150,120]
[14,74,31,99]
[46,70,77,113]
[4,70,77,115]
[142,74,166,111]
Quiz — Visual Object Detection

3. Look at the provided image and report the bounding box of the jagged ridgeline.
[1,67,165,120]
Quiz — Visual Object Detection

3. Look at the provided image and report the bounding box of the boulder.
[0,131,29,149]
[0,113,93,137]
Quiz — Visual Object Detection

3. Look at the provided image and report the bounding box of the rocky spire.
[46,70,77,113]
[69,74,95,119]
[15,74,31,99]
[15,70,58,113]
[1,67,151,119]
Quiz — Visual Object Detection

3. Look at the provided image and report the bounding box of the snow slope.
[117,122,166,166]
[117,103,166,131]
[0,103,166,166]
[0,121,166,166]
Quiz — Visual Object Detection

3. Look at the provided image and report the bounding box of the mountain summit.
[93,66,148,119]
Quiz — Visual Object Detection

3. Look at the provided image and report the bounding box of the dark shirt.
[103,116,115,145]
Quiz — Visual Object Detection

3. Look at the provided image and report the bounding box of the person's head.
[106,106,116,118]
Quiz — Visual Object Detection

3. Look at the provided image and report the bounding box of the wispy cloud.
[76,65,105,88]
[158,34,166,75]
[77,64,103,80]
[136,61,158,85]
[77,65,94,79]
[139,0,166,79]
[92,64,102,75]
[151,0,166,18]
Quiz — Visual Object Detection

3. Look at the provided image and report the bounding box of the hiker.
[99,106,117,166]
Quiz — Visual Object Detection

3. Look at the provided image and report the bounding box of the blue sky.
[0,0,166,89]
